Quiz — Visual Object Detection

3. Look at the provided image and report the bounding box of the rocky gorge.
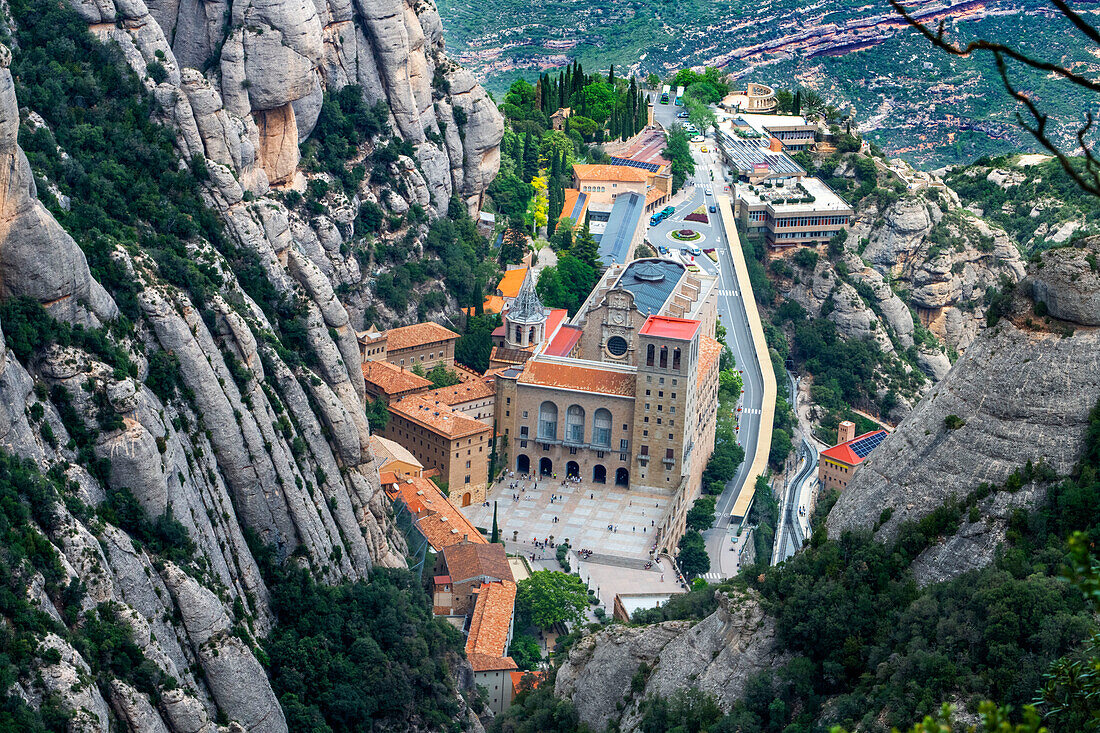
[0,0,503,726]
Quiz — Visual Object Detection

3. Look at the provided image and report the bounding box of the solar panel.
[610,157,661,173]
[849,431,887,459]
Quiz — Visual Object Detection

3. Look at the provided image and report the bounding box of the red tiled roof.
[821,430,888,467]
[573,164,651,183]
[389,396,493,440]
[379,471,399,486]
[465,580,518,671]
[639,315,701,340]
[385,322,461,352]
[433,575,452,585]
[362,360,433,396]
[518,360,635,397]
[544,326,582,357]
[385,476,486,551]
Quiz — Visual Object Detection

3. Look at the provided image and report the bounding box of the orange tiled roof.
[363,360,433,396]
[389,395,493,440]
[385,476,486,551]
[518,360,635,397]
[379,470,399,486]
[697,335,722,389]
[422,380,495,406]
[497,268,529,299]
[572,164,651,183]
[385,322,461,352]
[465,580,518,671]
[646,188,667,206]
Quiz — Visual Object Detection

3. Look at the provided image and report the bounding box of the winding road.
[649,99,776,579]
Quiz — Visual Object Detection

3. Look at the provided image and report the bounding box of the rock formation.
[827,238,1100,584]
[0,0,500,720]
[556,591,788,733]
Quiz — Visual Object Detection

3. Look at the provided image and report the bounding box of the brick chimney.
[769,137,783,153]
[838,420,856,445]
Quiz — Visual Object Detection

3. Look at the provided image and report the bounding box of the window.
[658,391,663,397]
[522,410,528,418]
[466,460,471,468]
[643,430,649,437]
[566,405,585,443]
[607,336,628,357]
[520,426,529,437]
[619,439,630,453]
[640,445,649,456]
[659,346,668,368]
[646,390,651,396]
[657,418,662,425]
[538,401,558,440]
[665,448,674,459]
[646,344,655,366]
[592,409,612,447]
[465,475,471,484]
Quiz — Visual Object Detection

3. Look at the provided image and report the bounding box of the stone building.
[358,321,460,371]
[492,258,722,553]
[382,394,493,505]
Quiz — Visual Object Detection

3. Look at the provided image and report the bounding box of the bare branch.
[890,0,1100,198]
[888,0,1100,93]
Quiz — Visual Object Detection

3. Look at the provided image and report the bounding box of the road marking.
[717,289,740,297]
[702,572,723,581]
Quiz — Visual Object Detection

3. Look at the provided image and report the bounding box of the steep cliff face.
[73,0,502,211]
[0,0,498,723]
[826,237,1100,584]
[555,591,788,733]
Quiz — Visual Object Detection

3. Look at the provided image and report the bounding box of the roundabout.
[668,227,704,245]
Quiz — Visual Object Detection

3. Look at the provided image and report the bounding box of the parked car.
[661,206,676,216]
[709,205,717,213]
[677,111,689,118]
[705,186,712,195]
[686,246,702,257]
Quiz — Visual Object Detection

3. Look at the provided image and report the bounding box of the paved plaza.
[462,474,672,563]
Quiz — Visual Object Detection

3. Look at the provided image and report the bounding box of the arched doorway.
[540,457,553,476]
[615,467,629,487]
[593,465,607,484]
[461,492,471,507]
[517,454,530,474]
[566,461,580,479]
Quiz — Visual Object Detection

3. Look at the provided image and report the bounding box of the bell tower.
[504,271,547,348]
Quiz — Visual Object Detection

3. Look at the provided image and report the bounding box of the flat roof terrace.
[737,176,852,215]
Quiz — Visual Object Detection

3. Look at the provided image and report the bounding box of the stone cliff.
[827,237,1100,584]
[555,591,788,733]
[0,0,501,724]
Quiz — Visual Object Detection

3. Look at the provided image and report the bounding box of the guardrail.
[715,194,777,520]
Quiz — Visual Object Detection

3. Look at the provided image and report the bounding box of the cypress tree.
[794,90,802,116]
[550,149,561,180]
[522,130,539,179]
[609,64,615,85]
[558,70,566,107]
[490,501,500,543]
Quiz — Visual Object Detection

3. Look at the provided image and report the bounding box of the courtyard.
[461,473,672,564]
